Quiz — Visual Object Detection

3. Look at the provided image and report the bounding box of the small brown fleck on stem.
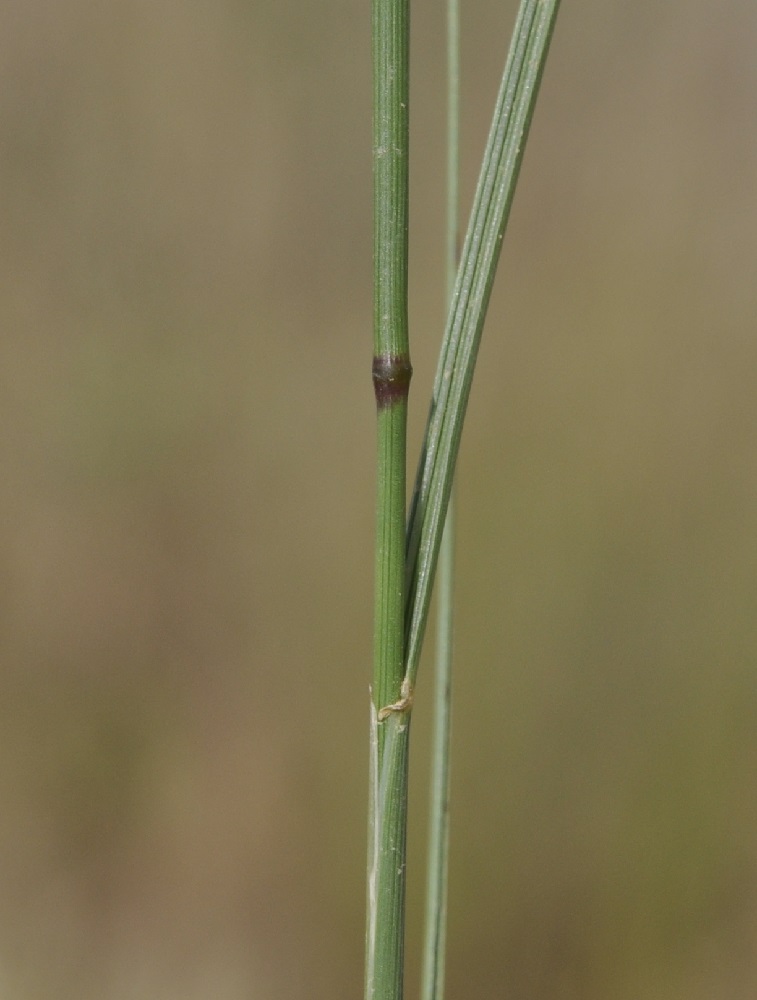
[372,353,412,408]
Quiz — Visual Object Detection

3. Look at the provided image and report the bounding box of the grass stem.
[367,0,411,997]
[420,0,459,996]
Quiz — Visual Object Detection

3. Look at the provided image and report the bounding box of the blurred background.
[2,1,756,997]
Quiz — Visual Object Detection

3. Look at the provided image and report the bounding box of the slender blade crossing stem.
[404,0,561,691]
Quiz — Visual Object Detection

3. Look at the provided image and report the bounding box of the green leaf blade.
[404,0,562,687]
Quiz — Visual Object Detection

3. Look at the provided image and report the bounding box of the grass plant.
[368,2,561,998]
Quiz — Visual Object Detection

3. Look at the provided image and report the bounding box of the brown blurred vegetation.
[1,1,757,997]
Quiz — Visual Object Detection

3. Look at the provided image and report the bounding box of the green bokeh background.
[2,2,756,997]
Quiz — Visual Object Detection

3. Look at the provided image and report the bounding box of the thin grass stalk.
[366,0,411,996]
[420,518,455,1000]
[404,0,561,691]
[419,0,459,996]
